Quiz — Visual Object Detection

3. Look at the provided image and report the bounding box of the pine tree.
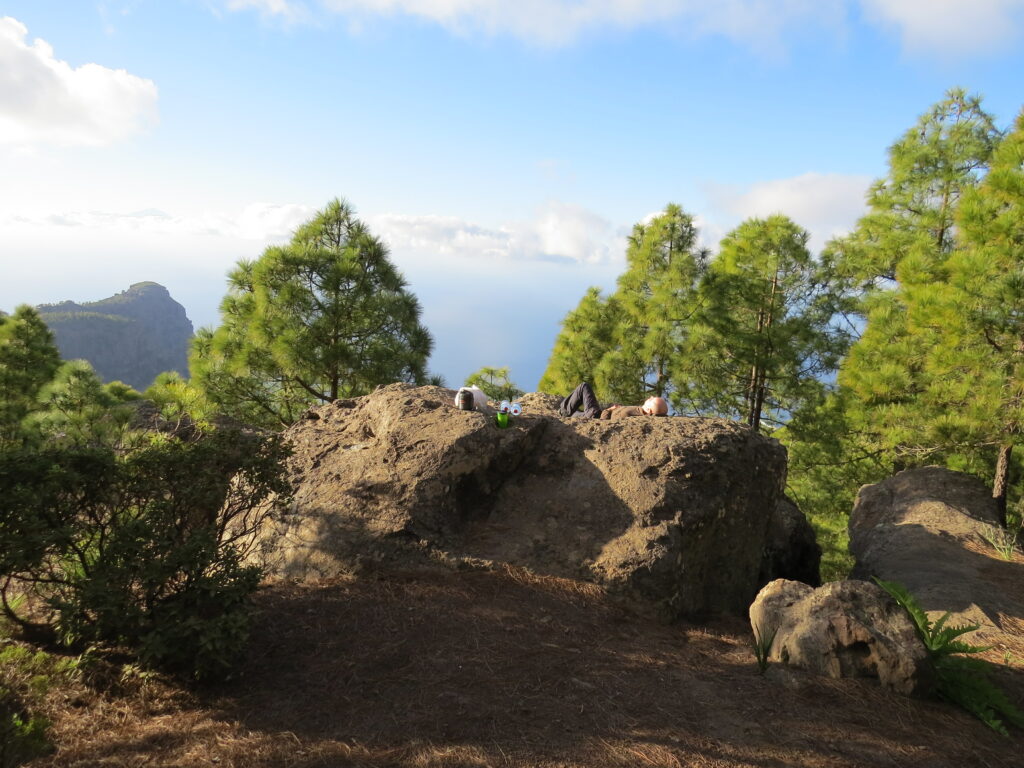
[901,109,1024,522]
[776,389,891,579]
[680,215,847,431]
[145,371,214,429]
[0,305,61,446]
[597,203,706,404]
[191,198,434,429]
[835,90,1001,469]
[538,287,620,396]
[464,366,523,402]
[830,88,1000,289]
[23,360,139,448]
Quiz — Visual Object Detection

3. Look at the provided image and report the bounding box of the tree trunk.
[747,270,779,432]
[992,443,1012,528]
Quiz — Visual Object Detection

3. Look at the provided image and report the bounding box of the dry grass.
[23,565,1024,768]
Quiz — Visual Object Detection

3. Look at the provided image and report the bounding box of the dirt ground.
[32,565,1024,768]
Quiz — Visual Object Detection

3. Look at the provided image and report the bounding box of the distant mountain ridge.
[37,282,194,391]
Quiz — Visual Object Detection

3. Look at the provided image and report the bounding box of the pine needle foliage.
[464,366,523,402]
[0,306,61,448]
[600,204,707,405]
[22,360,141,450]
[875,578,1024,734]
[191,198,433,429]
[828,88,1000,290]
[834,89,1003,484]
[540,204,706,404]
[776,389,889,579]
[679,215,849,431]
[539,288,621,396]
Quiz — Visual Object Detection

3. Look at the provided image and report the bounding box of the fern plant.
[875,577,1024,735]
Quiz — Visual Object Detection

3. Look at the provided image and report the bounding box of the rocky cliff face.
[36,282,193,390]
[254,384,814,618]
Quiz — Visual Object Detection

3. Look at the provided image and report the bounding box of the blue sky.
[2,1,1024,391]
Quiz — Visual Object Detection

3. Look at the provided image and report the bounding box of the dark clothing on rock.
[559,383,651,420]
[559,381,603,419]
[601,405,645,420]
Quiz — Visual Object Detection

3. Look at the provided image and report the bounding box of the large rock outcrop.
[849,466,1024,658]
[254,384,815,618]
[36,282,193,390]
[750,579,933,696]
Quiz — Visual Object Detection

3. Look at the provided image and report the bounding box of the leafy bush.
[876,578,1024,735]
[0,429,291,680]
[0,643,79,767]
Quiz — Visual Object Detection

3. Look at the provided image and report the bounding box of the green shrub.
[0,704,50,768]
[876,578,1024,735]
[0,644,79,767]
[0,429,291,681]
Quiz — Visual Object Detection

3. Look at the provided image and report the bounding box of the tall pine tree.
[897,109,1024,522]
[0,306,61,446]
[680,215,847,431]
[538,287,620,396]
[835,90,1001,468]
[192,199,433,429]
[831,88,1000,288]
[597,204,706,404]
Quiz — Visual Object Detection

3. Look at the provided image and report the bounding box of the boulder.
[256,383,799,618]
[750,579,933,696]
[849,466,1024,656]
[759,496,821,587]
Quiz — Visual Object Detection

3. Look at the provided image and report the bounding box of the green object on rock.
[495,412,510,428]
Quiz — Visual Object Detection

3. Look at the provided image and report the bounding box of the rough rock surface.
[760,496,822,587]
[750,579,933,696]
[255,383,808,617]
[849,466,1024,657]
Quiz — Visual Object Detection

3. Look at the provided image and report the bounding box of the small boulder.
[750,579,933,696]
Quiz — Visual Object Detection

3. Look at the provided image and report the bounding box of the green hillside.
[37,282,193,390]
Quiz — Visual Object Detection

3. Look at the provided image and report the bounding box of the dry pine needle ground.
[28,565,1024,768]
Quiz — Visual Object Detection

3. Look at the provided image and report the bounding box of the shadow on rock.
[254,384,797,618]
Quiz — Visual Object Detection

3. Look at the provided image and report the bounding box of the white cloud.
[3,200,618,262]
[229,0,847,49]
[5,200,627,265]
[225,0,311,23]
[222,0,1024,55]
[0,16,158,147]
[3,202,316,242]
[231,202,317,239]
[367,201,623,264]
[859,0,1024,54]
[704,172,871,253]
